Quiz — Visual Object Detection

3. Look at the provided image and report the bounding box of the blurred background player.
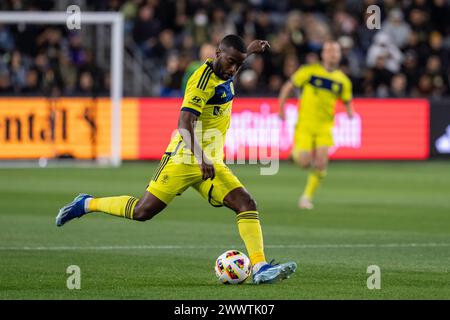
[181,43,216,93]
[278,41,354,209]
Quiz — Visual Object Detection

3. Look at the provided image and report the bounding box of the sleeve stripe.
[181,107,201,117]
[196,66,210,89]
[198,68,213,90]
[200,69,213,90]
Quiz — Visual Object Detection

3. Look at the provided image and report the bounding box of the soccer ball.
[215,250,251,284]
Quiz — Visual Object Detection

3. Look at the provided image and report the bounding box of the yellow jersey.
[165,59,235,162]
[291,63,352,129]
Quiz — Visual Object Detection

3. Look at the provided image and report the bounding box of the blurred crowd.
[0,1,107,96]
[0,0,449,98]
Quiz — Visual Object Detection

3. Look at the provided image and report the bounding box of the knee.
[293,153,311,169]
[296,158,310,169]
[133,202,157,222]
[299,161,310,170]
[314,161,327,171]
[236,196,257,213]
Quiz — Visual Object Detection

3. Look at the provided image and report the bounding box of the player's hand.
[345,102,354,119]
[247,40,270,55]
[347,108,354,119]
[279,110,285,121]
[199,155,215,180]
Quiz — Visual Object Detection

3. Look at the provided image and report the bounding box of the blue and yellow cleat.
[56,194,92,227]
[253,260,297,284]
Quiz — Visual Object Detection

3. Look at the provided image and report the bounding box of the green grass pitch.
[0,161,449,299]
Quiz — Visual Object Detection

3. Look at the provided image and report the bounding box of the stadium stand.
[0,0,448,97]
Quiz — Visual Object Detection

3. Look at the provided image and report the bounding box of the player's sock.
[302,169,327,200]
[87,196,139,219]
[252,262,267,273]
[236,211,266,266]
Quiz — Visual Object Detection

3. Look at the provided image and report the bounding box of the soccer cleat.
[299,196,314,210]
[56,194,93,227]
[252,260,297,284]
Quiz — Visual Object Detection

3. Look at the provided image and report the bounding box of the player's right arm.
[178,111,215,180]
[278,65,310,120]
[178,64,215,180]
[278,80,295,120]
[341,75,354,119]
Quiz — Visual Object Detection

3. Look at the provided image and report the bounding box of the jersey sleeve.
[340,76,353,103]
[181,65,215,116]
[290,65,311,88]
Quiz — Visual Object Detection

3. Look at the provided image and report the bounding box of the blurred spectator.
[150,29,176,61]
[133,5,161,54]
[238,69,258,95]
[367,32,403,73]
[332,9,358,36]
[389,73,408,98]
[160,53,186,97]
[37,28,63,66]
[267,74,283,95]
[9,50,28,92]
[424,55,449,96]
[338,35,364,79]
[380,8,411,49]
[76,71,95,96]
[58,52,77,95]
[210,7,237,40]
[285,11,307,60]
[371,56,394,97]
[428,31,448,70]
[407,8,431,45]
[0,0,449,98]
[282,54,299,80]
[403,31,430,66]
[430,0,450,34]
[0,25,14,54]
[67,33,87,66]
[20,68,40,95]
[188,9,210,47]
[401,51,421,92]
[413,74,434,97]
[0,70,13,95]
[181,43,215,93]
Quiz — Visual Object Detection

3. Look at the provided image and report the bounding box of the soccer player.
[56,35,296,284]
[278,41,354,209]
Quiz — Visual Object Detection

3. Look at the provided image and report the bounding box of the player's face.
[321,42,341,66]
[215,46,246,80]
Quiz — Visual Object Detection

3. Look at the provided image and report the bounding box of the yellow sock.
[88,196,138,220]
[236,211,266,266]
[302,169,327,200]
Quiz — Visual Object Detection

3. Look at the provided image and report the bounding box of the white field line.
[0,243,449,251]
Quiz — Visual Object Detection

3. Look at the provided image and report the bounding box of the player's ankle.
[84,198,92,213]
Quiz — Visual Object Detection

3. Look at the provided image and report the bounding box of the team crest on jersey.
[213,106,223,116]
[160,174,169,185]
[332,83,341,93]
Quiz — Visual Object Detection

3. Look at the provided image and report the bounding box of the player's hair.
[220,34,247,53]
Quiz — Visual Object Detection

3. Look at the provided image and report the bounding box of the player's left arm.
[246,40,270,56]
[341,76,354,119]
[343,101,354,119]
[233,40,270,76]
